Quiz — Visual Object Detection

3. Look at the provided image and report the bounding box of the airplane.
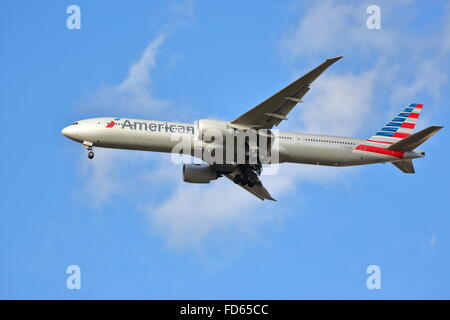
[61,56,443,201]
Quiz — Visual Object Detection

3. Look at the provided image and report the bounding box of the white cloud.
[146,155,357,252]
[88,0,196,118]
[92,34,169,116]
[78,149,123,207]
[168,0,194,22]
[78,148,155,207]
[79,32,166,204]
[281,0,450,110]
[79,0,195,206]
[294,71,376,137]
[119,34,165,93]
[279,1,398,61]
[389,15,450,106]
[148,180,270,251]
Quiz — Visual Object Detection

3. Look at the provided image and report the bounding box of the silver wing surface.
[223,173,275,201]
[231,56,343,129]
[211,163,275,201]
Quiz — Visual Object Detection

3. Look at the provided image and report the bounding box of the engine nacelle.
[197,119,233,142]
[182,164,218,183]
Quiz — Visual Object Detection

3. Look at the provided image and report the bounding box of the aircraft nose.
[61,126,78,139]
[61,126,69,137]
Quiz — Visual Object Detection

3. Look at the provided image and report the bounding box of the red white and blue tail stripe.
[366,103,423,146]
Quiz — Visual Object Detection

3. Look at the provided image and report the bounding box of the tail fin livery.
[366,103,423,146]
[363,103,443,174]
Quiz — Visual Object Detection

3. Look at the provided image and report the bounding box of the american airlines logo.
[106,119,195,134]
[105,118,121,128]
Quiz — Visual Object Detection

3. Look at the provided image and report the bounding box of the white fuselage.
[61,117,423,167]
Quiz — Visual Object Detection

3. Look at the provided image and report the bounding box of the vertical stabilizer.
[366,103,423,147]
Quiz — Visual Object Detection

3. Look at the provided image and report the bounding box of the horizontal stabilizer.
[392,159,415,174]
[388,126,443,151]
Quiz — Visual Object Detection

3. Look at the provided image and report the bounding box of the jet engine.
[182,164,218,183]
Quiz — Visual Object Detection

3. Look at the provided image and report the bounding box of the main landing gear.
[233,164,261,188]
[233,174,256,188]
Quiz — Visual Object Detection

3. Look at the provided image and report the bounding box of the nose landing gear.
[83,141,94,160]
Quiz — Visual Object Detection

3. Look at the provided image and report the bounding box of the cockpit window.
[72,122,79,125]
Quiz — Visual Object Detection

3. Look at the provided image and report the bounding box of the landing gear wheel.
[233,175,241,184]
[88,151,94,159]
[248,180,255,188]
[240,176,248,186]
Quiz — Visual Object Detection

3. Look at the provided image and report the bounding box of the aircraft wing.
[230,56,343,129]
[223,172,276,201]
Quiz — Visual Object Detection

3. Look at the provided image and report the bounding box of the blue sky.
[1,0,449,299]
